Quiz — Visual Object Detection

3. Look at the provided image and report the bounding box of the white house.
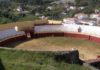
[16,6,22,12]
[63,18,76,24]
[74,13,88,20]
[77,19,96,26]
[90,13,100,19]
[59,0,76,4]
[94,9,100,13]
[79,6,85,10]
[69,6,76,10]
[90,13,100,25]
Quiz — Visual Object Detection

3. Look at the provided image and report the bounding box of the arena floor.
[11,37,100,60]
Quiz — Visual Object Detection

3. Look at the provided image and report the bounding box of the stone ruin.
[54,49,100,70]
[54,50,83,65]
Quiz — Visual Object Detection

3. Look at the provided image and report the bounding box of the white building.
[79,6,85,10]
[16,6,22,12]
[74,13,88,20]
[90,13,100,25]
[63,17,96,26]
[63,18,76,24]
[59,0,76,4]
[77,20,96,26]
[69,6,76,10]
[90,13,100,19]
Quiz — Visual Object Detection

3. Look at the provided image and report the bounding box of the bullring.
[0,20,100,60]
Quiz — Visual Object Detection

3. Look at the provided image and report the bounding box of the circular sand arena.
[14,37,100,60]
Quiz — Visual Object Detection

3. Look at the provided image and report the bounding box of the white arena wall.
[1,24,100,45]
[34,24,100,38]
[0,29,26,45]
[0,29,25,41]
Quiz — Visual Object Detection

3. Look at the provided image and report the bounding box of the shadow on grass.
[0,58,5,70]
[2,38,40,48]
[3,39,33,48]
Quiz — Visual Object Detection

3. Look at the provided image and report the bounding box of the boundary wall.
[0,29,26,46]
[1,24,100,46]
[34,24,100,42]
[0,35,26,46]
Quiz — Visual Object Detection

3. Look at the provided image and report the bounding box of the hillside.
[0,49,91,70]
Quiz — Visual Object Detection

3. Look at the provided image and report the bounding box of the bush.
[83,6,94,14]
[0,17,12,24]
[8,14,19,22]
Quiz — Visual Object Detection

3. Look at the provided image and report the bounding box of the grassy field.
[18,15,40,21]
[0,20,48,31]
[4,37,100,60]
[0,49,91,70]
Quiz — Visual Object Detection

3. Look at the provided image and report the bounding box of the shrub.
[0,17,12,24]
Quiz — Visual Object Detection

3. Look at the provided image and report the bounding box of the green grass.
[0,20,48,31]
[0,49,91,70]
[39,37,100,48]
[2,37,100,70]
[18,15,40,21]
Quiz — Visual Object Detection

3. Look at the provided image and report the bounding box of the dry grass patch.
[0,20,48,30]
[12,37,100,60]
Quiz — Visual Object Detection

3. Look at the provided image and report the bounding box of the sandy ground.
[15,39,100,60]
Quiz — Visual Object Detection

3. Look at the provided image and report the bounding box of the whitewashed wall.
[1,24,100,41]
[35,25,63,33]
[35,24,100,37]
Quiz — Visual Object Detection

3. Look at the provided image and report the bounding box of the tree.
[75,0,89,6]
[83,6,94,14]
[75,0,81,6]
[0,0,11,9]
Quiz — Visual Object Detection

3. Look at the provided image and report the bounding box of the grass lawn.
[0,20,48,30]
[0,49,91,70]
[18,15,40,21]
[4,37,100,60]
